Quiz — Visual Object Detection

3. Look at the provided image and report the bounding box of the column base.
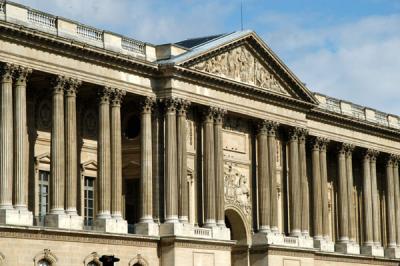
[45,213,83,230]
[335,242,360,254]
[93,217,127,234]
[134,222,159,236]
[385,247,400,259]
[361,244,384,257]
[0,208,33,226]
[314,239,335,252]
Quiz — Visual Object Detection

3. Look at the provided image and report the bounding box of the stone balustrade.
[315,93,400,129]
[0,1,152,59]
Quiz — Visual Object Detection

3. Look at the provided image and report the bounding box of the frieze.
[224,162,251,217]
[192,46,289,95]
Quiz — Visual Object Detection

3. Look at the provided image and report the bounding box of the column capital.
[110,88,126,107]
[176,99,191,116]
[65,78,81,97]
[365,149,379,161]
[298,128,308,142]
[0,62,16,83]
[14,66,32,85]
[317,137,329,151]
[213,107,227,124]
[257,120,279,136]
[51,75,68,94]
[98,87,113,104]
[288,127,300,141]
[140,96,156,114]
[203,106,215,123]
[338,144,347,155]
[163,97,180,113]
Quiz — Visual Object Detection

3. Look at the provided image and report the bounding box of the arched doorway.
[225,207,250,266]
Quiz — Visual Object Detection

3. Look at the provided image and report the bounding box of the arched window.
[38,259,51,266]
[87,261,99,266]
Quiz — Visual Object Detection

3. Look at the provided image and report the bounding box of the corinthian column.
[65,79,81,215]
[0,63,15,210]
[337,144,349,243]
[203,107,215,227]
[346,145,357,243]
[49,76,67,215]
[177,99,190,223]
[214,108,226,227]
[298,129,309,236]
[394,158,400,247]
[13,66,31,211]
[257,121,270,233]
[362,151,373,246]
[319,138,330,239]
[139,97,155,223]
[311,138,322,240]
[96,87,113,219]
[386,156,396,247]
[164,98,179,223]
[288,128,301,236]
[110,89,125,218]
[369,150,380,246]
[268,121,279,232]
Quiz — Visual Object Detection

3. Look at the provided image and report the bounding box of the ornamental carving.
[224,162,251,216]
[83,109,98,137]
[192,46,289,95]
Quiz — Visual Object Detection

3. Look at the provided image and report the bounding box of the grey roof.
[175,34,227,49]
[158,30,254,64]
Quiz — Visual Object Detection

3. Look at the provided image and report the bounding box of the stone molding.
[83,252,101,266]
[128,254,149,266]
[33,249,58,265]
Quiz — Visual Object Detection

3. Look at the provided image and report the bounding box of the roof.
[175,33,228,49]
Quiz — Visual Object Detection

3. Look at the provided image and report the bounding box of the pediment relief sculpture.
[191,46,289,95]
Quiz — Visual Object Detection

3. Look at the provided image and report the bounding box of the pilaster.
[288,128,301,237]
[257,120,270,233]
[214,107,226,227]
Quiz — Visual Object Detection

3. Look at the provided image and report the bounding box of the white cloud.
[258,13,400,114]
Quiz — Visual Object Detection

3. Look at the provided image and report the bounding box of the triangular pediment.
[166,31,318,105]
[190,45,290,96]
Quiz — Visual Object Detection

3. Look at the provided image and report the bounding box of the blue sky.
[13,0,400,115]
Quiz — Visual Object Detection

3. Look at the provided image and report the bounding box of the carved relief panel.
[191,45,289,95]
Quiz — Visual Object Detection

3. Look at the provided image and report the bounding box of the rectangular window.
[84,177,95,227]
[38,170,50,223]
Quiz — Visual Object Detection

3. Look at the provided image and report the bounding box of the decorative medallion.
[191,46,289,95]
[37,100,51,130]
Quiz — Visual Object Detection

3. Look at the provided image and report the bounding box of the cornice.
[0,20,158,78]
[308,108,400,141]
[159,65,315,114]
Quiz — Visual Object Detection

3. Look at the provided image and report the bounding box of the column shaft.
[268,122,279,232]
[0,64,14,209]
[214,108,226,226]
[370,152,380,245]
[203,108,215,227]
[65,79,80,214]
[311,139,322,239]
[111,89,125,218]
[165,98,178,222]
[337,145,349,242]
[50,76,66,214]
[346,146,356,242]
[97,88,112,218]
[393,160,400,247]
[13,66,31,209]
[289,129,301,236]
[386,157,396,247]
[363,152,373,245]
[177,100,190,223]
[299,130,309,235]
[140,97,154,222]
[257,122,270,232]
[319,139,330,239]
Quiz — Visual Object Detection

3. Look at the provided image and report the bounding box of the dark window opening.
[124,115,140,139]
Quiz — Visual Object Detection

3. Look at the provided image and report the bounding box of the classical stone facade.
[0,1,399,266]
